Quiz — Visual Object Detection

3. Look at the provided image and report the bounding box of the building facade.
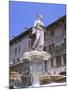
[9,15,66,87]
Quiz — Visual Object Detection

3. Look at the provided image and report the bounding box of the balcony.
[48,42,65,54]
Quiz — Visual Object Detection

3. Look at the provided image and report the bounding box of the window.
[31,38,35,47]
[51,30,54,36]
[49,45,51,51]
[44,61,47,71]
[56,56,61,67]
[44,33,46,40]
[64,38,66,47]
[63,54,66,65]
[19,45,20,52]
[29,39,31,48]
[15,47,17,54]
[43,47,46,51]
[17,58,19,62]
[51,58,54,67]
[13,60,15,64]
[64,23,66,30]
[49,43,54,52]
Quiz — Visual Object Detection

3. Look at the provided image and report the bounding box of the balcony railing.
[48,42,66,54]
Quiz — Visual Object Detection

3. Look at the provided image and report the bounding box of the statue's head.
[36,14,43,20]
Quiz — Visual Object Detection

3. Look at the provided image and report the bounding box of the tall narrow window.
[13,60,15,64]
[17,58,19,62]
[63,54,66,65]
[45,61,47,71]
[51,58,54,67]
[51,30,54,36]
[29,40,31,48]
[43,47,46,51]
[19,45,20,52]
[64,38,66,47]
[56,55,61,67]
[44,33,46,40]
[49,45,51,51]
[15,47,17,54]
[49,43,54,52]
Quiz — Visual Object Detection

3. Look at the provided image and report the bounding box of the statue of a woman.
[32,14,45,51]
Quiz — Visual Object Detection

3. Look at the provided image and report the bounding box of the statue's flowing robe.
[32,20,44,50]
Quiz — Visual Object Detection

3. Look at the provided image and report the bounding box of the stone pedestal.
[30,59,45,86]
[22,50,51,87]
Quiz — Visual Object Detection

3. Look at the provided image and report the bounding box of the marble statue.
[32,14,46,51]
[21,14,51,87]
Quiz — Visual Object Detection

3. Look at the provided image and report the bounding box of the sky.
[9,1,66,38]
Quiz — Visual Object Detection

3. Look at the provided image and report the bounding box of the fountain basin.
[22,50,51,61]
[40,75,66,85]
[21,50,51,87]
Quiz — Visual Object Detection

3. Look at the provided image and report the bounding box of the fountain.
[21,14,51,87]
[22,50,51,87]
